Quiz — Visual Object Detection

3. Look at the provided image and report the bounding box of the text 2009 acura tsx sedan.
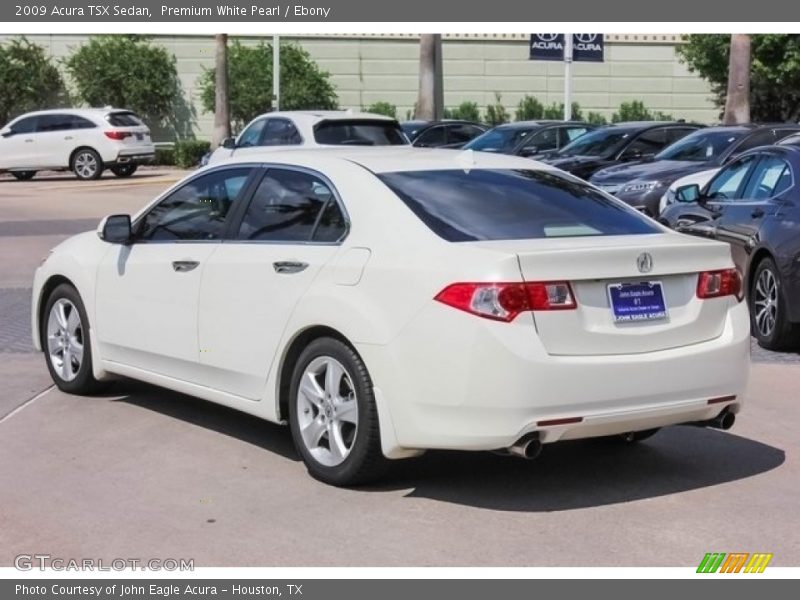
[32,148,750,486]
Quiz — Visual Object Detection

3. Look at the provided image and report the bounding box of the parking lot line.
[0,384,54,425]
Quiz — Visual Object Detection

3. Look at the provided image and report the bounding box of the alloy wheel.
[46,298,84,382]
[295,356,359,467]
[74,152,99,179]
[753,268,778,338]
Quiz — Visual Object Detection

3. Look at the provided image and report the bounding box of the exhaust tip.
[508,435,542,460]
[717,411,736,430]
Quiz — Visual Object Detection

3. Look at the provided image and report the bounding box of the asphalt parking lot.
[0,171,798,567]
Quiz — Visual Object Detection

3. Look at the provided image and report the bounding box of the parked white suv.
[205,110,408,166]
[0,108,155,181]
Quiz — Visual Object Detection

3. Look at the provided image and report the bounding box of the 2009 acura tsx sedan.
[32,147,750,486]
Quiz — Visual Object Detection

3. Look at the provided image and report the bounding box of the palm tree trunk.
[416,34,439,120]
[723,34,751,125]
[212,34,231,148]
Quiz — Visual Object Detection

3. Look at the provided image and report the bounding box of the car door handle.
[172,260,200,273]
[64,136,73,140]
[273,261,308,274]
[751,208,765,218]
[24,139,33,143]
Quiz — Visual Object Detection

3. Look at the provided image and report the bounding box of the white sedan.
[205,110,408,166]
[32,148,750,486]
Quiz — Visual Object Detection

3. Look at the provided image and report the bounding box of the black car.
[540,121,702,181]
[591,124,800,216]
[400,120,487,148]
[463,120,594,157]
[661,144,800,350]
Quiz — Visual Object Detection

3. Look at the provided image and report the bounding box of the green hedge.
[173,140,210,169]
[153,146,175,166]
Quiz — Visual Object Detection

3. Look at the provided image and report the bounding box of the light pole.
[563,34,573,121]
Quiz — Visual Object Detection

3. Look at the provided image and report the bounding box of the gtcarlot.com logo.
[14,554,194,571]
[697,552,773,573]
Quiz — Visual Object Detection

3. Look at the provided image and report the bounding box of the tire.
[750,257,800,351]
[110,164,138,178]
[11,171,36,181]
[71,148,104,181]
[288,337,388,486]
[41,284,104,395]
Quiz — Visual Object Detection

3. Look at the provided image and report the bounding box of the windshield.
[557,128,631,158]
[464,127,535,153]
[378,169,660,242]
[655,129,745,162]
[314,120,408,146]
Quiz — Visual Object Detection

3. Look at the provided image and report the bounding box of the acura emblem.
[637,252,653,273]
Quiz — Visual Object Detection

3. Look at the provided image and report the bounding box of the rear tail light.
[435,281,576,322]
[104,130,132,140]
[697,269,743,301]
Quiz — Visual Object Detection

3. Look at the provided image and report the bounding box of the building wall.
[1,33,717,140]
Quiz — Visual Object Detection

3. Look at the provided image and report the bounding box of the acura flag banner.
[529,33,605,61]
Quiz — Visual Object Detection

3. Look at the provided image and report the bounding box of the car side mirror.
[221,137,236,149]
[97,214,133,244]
[518,146,539,157]
[675,184,701,203]
[1,129,13,138]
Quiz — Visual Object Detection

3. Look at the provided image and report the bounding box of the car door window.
[237,169,347,242]
[415,126,446,147]
[237,119,267,147]
[525,128,559,152]
[137,168,253,241]
[705,156,757,200]
[10,116,38,134]
[733,130,777,155]
[259,119,302,146]
[621,128,667,158]
[36,114,75,132]
[446,124,484,145]
[741,156,793,200]
[559,127,588,147]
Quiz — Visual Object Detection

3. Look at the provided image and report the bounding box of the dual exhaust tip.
[505,409,735,460]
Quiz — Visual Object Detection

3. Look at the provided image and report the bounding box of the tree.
[212,34,231,148]
[65,36,186,134]
[199,40,337,130]
[677,34,800,122]
[0,37,67,125]
[723,35,751,124]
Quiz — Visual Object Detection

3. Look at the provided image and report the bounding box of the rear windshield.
[378,169,661,242]
[557,128,632,158]
[105,111,144,127]
[463,127,534,153]
[314,120,407,146]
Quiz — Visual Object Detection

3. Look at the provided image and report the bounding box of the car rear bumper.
[359,300,750,453]
[113,149,155,165]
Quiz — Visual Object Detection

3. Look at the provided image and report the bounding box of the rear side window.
[314,120,407,146]
[106,111,144,127]
[36,114,75,132]
[378,169,660,242]
[237,169,347,242]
